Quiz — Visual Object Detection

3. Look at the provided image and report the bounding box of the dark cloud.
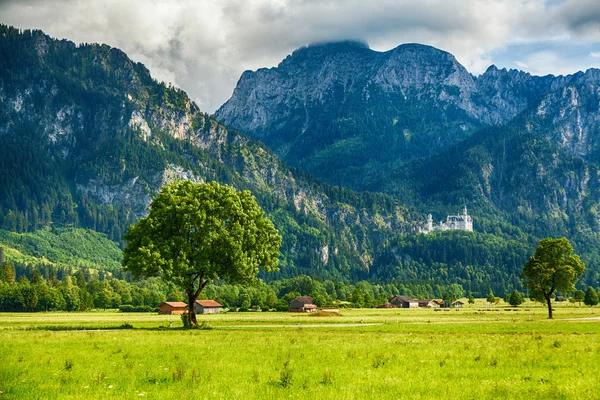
[0,0,599,112]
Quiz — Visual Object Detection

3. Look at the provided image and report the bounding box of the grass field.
[1,302,599,399]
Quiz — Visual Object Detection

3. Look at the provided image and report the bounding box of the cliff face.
[216,41,600,193]
[217,42,490,182]
[0,26,412,279]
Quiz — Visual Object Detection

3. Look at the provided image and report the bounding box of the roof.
[417,299,435,305]
[160,302,187,308]
[195,300,222,307]
[452,300,464,304]
[291,296,314,304]
[391,295,418,303]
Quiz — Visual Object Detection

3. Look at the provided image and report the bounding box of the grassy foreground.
[1,304,599,399]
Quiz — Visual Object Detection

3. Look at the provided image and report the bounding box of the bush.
[509,290,524,307]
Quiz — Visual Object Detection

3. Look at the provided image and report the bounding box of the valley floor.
[1,303,599,399]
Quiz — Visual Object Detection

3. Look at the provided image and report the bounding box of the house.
[555,295,568,302]
[390,296,419,309]
[194,300,223,314]
[290,296,318,312]
[450,300,464,308]
[418,299,441,308]
[158,301,188,315]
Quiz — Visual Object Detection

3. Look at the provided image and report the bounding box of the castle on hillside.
[420,206,473,233]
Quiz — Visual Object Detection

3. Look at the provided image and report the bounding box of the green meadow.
[1,302,600,399]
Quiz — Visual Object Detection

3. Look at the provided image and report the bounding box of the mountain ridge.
[0,25,414,281]
[2,26,599,294]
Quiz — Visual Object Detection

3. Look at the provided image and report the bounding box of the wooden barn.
[290,296,318,312]
[418,299,442,308]
[450,300,464,308]
[194,300,223,314]
[390,295,419,308]
[158,301,188,315]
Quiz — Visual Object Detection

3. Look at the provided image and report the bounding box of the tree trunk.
[545,294,553,319]
[187,293,198,327]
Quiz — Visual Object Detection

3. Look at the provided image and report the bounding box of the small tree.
[520,238,585,319]
[486,289,495,305]
[573,290,585,306]
[468,295,475,305]
[584,287,599,306]
[508,290,524,307]
[123,181,281,327]
[1,263,16,284]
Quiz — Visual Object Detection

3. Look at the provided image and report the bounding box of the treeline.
[0,261,180,312]
[0,258,472,312]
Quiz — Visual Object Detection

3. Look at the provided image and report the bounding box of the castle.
[421,206,473,233]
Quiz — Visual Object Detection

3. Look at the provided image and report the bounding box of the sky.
[1,0,600,113]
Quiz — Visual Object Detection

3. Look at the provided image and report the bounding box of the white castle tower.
[427,214,433,232]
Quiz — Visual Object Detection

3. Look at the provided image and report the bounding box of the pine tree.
[1,263,16,284]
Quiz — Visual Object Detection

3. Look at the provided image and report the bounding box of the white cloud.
[1,0,599,112]
[590,52,600,59]
[515,61,529,69]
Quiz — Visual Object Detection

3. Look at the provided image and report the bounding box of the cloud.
[515,61,529,69]
[1,0,600,112]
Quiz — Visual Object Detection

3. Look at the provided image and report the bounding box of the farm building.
[194,300,223,314]
[390,296,419,308]
[450,300,464,308]
[158,302,188,315]
[290,296,318,312]
[376,302,394,308]
[418,299,442,308]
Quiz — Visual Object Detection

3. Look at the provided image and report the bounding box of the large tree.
[520,238,585,319]
[123,181,282,326]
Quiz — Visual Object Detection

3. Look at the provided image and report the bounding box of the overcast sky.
[2,0,600,113]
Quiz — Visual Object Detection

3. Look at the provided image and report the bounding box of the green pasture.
[1,303,599,399]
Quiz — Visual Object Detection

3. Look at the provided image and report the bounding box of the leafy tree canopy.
[520,237,584,318]
[123,181,282,326]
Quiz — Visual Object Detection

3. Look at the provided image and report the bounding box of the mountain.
[216,40,600,286]
[0,25,413,281]
[215,41,599,192]
[2,26,598,295]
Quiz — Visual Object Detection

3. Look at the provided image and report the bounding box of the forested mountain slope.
[0,25,413,280]
[2,26,598,295]
[374,80,600,286]
[216,40,600,288]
